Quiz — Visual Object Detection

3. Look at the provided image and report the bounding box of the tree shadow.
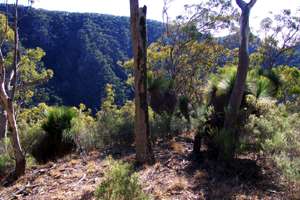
[1,170,20,187]
[184,151,283,199]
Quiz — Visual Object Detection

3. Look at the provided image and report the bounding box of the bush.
[243,104,300,181]
[151,111,190,139]
[0,153,13,176]
[18,103,49,154]
[31,106,77,163]
[67,104,98,151]
[95,158,149,200]
[94,84,194,148]
[96,100,135,147]
[192,66,282,159]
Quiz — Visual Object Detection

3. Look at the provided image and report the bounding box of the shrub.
[95,84,190,148]
[95,158,149,200]
[96,100,135,147]
[193,66,282,158]
[151,112,172,138]
[0,153,13,176]
[18,103,49,154]
[243,104,300,181]
[67,104,97,151]
[31,106,77,163]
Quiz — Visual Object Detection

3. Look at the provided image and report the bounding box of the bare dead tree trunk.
[221,0,257,160]
[130,0,154,164]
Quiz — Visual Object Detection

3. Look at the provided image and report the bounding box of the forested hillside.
[2,6,299,111]
[1,0,300,199]
[0,5,164,110]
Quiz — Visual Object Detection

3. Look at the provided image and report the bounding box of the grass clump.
[31,106,77,163]
[95,158,149,200]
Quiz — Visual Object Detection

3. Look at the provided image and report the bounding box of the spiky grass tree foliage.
[148,73,177,115]
[31,107,77,163]
[193,66,281,157]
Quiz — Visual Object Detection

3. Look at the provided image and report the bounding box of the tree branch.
[236,0,247,10]
[236,0,257,10]
[247,0,257,9]
[11,0,19,101]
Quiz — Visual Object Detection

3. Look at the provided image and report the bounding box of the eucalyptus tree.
[0,0,52,180]
[221,0,257,161]
[254,9,300,69]
[0,0,26,178]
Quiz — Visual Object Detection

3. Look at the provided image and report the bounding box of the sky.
[6,0,300,31]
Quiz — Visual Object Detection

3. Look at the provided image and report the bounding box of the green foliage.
[67,104,97,151]
[95,85,135,146]
[273,66,300,102]
[18,103,49,153]
[243,103,300,181]
[0,11,53,107]
[31,106,77,162]
[42,107,77,136]
[16,47,53,106]
[0,13,14,42]
[151,112,189,138]
[94,84,188,146]
[0,5,163,109]
[194,66,283,158]
[207,66,281,105]
[95,158,149,200]
[0,153,13,176]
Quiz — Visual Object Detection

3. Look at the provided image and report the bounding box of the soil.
[0,133,299,200]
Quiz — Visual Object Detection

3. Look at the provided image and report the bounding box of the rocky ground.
[0,133,299,200]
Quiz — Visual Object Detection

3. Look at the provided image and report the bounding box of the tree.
[257,9,300,69]
[0,0,26,179]
[129,0,154,164]
[221,0,257,161]
[0,1,52,181]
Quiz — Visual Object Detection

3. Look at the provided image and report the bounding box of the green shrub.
[18,103,49,154]
[96,100,135,147]
[193,66,282,159]
[42,106,77,136]
[243,104,300,181]
[0,153,13,176]
[66,104,98,151]
[95,158,149,200]
[94,84,191,148]
[151,112,172,138]
[31,106,77,163]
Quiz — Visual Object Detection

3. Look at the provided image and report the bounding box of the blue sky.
[7,0,300,29]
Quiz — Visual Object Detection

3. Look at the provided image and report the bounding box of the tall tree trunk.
[130,0,154,164]
[0,73,26,178]
[221,0,257,161]
[7,100,25,177]
[10,0,26,177]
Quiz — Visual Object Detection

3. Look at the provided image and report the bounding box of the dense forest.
[0,0,300,199]
[0,5,164,110]
[1,5,300,111]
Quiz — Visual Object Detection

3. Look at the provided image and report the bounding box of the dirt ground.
[1,133,299,200]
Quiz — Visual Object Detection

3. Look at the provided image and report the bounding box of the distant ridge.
[0,4,164,110]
